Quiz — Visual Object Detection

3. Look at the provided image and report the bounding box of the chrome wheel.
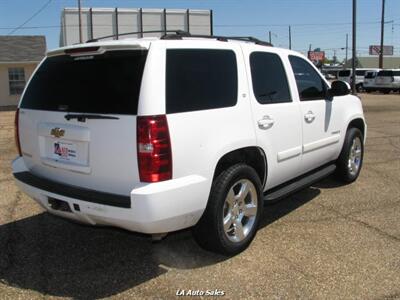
[222,179,258,243]
[348,136,362,176]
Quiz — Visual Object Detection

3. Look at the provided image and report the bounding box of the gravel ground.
[0,93,399,299]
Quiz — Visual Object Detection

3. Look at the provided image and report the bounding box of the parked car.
[374,69,400,93]
[12,34,366,255]
[363,69,381,93]
[337,68,378,92]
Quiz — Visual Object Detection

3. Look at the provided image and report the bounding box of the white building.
[60,7,213,46]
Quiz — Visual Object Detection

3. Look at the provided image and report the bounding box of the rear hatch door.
[376,70,393,86]
[18,46,148,195]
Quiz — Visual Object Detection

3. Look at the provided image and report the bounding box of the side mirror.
[328,80,351,98]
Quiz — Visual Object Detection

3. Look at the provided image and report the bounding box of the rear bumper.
[12,157,209,234]
[14,171,131,208]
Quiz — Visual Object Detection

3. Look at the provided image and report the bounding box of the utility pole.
[269,31,272,44]
[345,33,348,66]
[351,0,357,94]
[379,0,385,68]
[289,26,292,50]
[309,44,312,51]
[78,0,83,43]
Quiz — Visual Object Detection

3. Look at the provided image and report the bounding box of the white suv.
[12,33,366,255]
[374,69,400,93]
[337,68,378,92]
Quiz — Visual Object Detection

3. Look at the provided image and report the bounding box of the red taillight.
[137,115,172,182]
[14,108,22,156]
[65,46,100,55]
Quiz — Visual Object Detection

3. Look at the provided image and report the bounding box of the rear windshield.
[20,50,148,115]
[365,72,376,79]
[338,70,351,77]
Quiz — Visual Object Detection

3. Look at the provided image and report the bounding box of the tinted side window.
[166,49,238,114]
[378,70,393,77]
[356,70,366,76]
[338,70,351,77]
[289,55,327,101]
[250,52,291,104]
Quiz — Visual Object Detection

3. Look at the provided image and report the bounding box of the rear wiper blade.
[64,113,119,122]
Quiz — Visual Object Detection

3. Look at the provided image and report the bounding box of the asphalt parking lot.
[0,93,399,299]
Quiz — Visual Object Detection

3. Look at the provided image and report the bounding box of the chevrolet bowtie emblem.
[50,127,65,138]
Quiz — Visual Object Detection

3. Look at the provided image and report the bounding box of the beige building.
[345,56,400,69]
[0,36,46,108]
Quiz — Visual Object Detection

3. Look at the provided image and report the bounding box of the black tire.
[335,127,364,183]
[193,164,263,255]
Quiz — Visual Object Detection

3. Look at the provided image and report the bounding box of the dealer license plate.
[53,141,78,162]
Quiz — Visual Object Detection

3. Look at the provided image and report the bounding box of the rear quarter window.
[166,49,238,114]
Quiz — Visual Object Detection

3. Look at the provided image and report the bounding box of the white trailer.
[60,7,213,46]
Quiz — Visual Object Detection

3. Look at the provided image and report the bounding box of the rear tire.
[193,164,263,255]
[335,128,364,183]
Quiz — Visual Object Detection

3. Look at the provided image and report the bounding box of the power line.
[8,0,53,35]
[2,21,398,31]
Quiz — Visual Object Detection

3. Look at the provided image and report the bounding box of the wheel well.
[348,118,365,137]
[213,147,267,187]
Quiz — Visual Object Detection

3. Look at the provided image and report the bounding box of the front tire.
[336,128,364,183]
[193,164,263,255]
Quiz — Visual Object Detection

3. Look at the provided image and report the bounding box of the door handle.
[304,111,315,123]
[258,115,275,129]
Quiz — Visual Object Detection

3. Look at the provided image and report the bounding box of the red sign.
[308,51,325,62]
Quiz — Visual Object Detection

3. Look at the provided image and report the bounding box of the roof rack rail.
[85,30,273,47]
[86,30,189,43]
[226,36,272,46]
[161,32,273,46]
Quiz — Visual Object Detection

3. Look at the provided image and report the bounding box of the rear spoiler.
[47,44,147,57]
